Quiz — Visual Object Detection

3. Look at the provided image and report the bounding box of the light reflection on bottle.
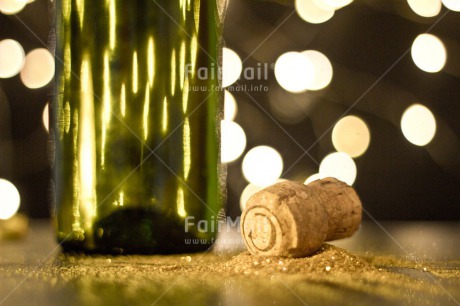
[184,118,191,180]
[179,41,186,90]
[171,49,177,96]
[147,37,155,88]
[101,50,112,168]
[120,84,126,117]
[143,85,150,141]
[109,0,116,50]
[78,56,97,231]
[132,51,138,94]
[162,97,169,135]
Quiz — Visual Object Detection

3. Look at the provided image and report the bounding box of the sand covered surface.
[1,244,459,306]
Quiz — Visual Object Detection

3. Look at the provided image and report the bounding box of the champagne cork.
[240,178,362,257]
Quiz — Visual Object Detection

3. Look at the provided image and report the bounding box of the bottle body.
[50,0,225,254]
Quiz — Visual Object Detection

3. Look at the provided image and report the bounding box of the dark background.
[0,0,459,220]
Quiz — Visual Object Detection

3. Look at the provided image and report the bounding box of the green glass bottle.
[50,0,225,254]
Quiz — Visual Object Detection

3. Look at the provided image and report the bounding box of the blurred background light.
[0,39,25,79]
[275,51,314,93]
[0,178,21,220]
[295,0,335,24]
[301,50,333,90]
[411,34,446,73]
[222,47,242,88]
[332,115,370,158]
[17,0,36,3]
[242,146,283,186]
[401,104,436,146]
[42,103,49,132]
[239,178,287,211]
[319,152,357,185]
[20,48,55,89]
[304,173,321,184]
[442,0,460,11]
[268,86,316,124]
[407,0,442,18]
[240,183,265,211]
[0,0,27,15]
[224,90,237,121]
[321,0,353,9]
[221,120,247,163]
[312,0,335,11]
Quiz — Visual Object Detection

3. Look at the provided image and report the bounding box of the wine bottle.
[49,0,226,254]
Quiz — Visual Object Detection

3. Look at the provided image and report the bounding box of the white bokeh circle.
[20,48,55,89]
[0,39,25,78]
[0,179,21,220]
[319,152,357,185]
[242,146,283,186]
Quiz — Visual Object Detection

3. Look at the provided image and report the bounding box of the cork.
[240,178,362,257]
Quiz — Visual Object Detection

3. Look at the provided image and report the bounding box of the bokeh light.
[221,120,246,163]
[0,179,21,220]
[304,173,321,184]
[224,90,237,121]
[0,39,25,78]
[239,178,287,211]
[222,47,242,88]
[401,104,436,146]
[20,48,55,89]
[319,152,357,185]
[42,103,49,132]
[321,0,353,9]
[240,183,265,212]
[0,0,27,15]
[275,51,314,93]
[442,0,460,11]
[242,146,283,186]
[332,115,370,158]
[295,0,335,24]
[268,86,316,124]
[301,50,333,90]
[411,34,446,73]
[407,0,441,17]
